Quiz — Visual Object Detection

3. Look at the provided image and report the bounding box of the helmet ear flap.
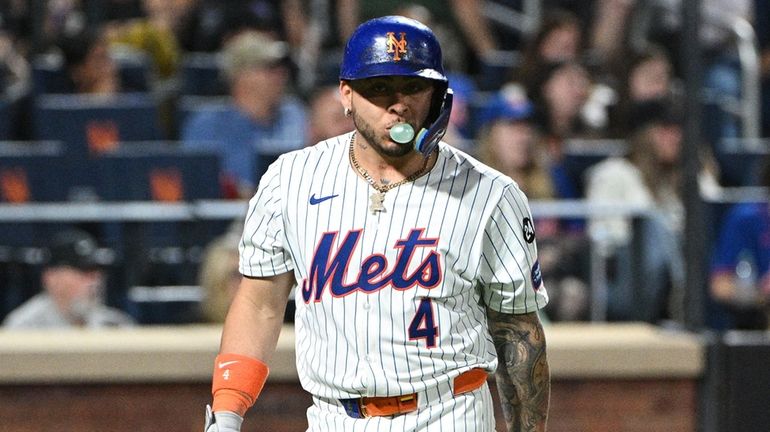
[415,88,453,156]
[427,82,449,126]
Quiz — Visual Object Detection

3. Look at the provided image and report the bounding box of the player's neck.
[350,133,435,187]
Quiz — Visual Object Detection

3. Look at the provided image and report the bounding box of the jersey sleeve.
[478,184,549,314]
[239,157,294,277]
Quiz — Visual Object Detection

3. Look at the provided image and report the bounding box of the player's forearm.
[487,309,550,432]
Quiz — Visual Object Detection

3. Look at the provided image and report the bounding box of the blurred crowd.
[0,0,769,330]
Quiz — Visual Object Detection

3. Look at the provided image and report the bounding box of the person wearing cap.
[2,229,135,329]
[181,30,307,198]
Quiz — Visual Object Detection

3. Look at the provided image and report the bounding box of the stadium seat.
[93,145,225,293]
[0,99,14,141]
[31,53,70,95]
[179,52,227,96]
[32,93,163,160]
[0,141,71,203]
[715,138,769,186]
[93,144,222,201]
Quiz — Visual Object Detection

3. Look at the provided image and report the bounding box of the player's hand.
[204,405,243,432]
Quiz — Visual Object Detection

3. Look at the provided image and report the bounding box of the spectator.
[512,8,584,97]
[181,30,307,198]
[585,98,720,322]
[0,28,31,140]
[588,0,637,76]
[2,228,135,329]
[39,0,88,53]
[176,0,306,54]
[531,60,603,145]
[526,61,605,200]
[57,27,122,95]
[0,30,30,102]
[105,0,193,80]
[198,223,241,323]
[476,87,590,321]
[197,219,295,324]
[610,44,678,137]
[709,156,770,330]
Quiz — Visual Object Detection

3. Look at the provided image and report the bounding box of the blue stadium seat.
[179,52,227,96]
[0,142,74,316]
[715,138,769,186]
[92,145,225,291]
[32,93,163,160]
[0,141,71,203]
[31,53,70,95]
[0,99,13,141]
[111,47,152,92]
[93,145,222,201]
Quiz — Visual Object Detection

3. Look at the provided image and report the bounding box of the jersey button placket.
[355,293,374,393]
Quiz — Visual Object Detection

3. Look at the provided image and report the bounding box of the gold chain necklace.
[348,133,431,214]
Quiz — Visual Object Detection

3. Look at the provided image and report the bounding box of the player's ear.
[339,80,353,112]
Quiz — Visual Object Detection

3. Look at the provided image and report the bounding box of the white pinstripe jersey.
[239,132,548,400]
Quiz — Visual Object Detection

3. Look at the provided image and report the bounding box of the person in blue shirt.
[710,156,770,329]
[181,30,307,198]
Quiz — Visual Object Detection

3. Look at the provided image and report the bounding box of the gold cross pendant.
[370,192,386,213]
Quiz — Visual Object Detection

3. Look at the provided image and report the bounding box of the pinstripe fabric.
[307,382,496,432]
[239,132,548,426]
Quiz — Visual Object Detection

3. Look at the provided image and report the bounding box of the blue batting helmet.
[339,16,447,83]
[340,16,453,155]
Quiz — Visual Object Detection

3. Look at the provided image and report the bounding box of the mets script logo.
[301,228,442,303]
[386,32,407,61]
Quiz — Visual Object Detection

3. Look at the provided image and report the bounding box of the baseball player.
[204,16,550,432]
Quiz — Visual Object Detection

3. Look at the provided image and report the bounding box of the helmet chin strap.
[388,89,454,157]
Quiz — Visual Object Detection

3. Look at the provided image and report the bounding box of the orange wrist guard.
[211,353,269,416]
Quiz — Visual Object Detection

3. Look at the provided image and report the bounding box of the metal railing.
[731,16,761,139]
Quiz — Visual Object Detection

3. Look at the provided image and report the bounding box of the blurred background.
[0,0,768,431]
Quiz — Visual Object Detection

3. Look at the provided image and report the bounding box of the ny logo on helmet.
[386,32,407,61]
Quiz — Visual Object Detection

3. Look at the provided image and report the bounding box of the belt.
[338,368,488,418]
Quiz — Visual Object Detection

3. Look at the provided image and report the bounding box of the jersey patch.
[531,260,543,290]
[523,217,536,243]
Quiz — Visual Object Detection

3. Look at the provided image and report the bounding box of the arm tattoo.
[487,309,550,432]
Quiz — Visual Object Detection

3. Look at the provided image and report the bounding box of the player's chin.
[379,139,413,158]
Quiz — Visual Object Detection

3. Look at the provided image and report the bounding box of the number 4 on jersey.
[408,298,438,347]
